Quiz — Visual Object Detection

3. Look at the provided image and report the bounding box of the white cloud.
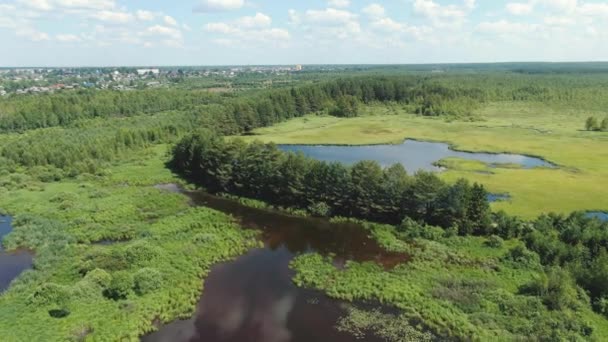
[304,8,357,25]
[235,12,271,28]
[16,27,50,41]
[362,4,385,18]
[55,0,116,11]
[205,13,289,46]
[288,9,300,25]
[205,22,239,34]
[477,19,537,35]
[194,0,244,12]
[136,10,156,21]
[328,0,350,8]
[578,2,608,17]
[543,16,575,26]
[56,33,81,42]
[18,0,53,11]
[92,10,134,24]
[506,2,534,15]
[412,0,475,26]
[145,24,183,40]
[164,15,177,26]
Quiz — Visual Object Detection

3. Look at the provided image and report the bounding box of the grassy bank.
[0,146,258,341]
[290,225,608,340]
[243,102,608,218]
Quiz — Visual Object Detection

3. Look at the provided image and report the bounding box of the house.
[137,69,160,76]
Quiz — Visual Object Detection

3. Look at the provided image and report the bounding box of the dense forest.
[3,73,608,134]
[3,73,608,176]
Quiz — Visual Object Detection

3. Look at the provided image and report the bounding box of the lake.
[0,215,34,292]
[143,188,407,342]
[586,212,608,222]
[279,139,555,173]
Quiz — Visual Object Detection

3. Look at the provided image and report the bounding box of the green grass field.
[244,101,608,218]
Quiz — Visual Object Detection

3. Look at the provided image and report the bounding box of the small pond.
[143,188,407,342]
[586,212,608,222]
[0,215,34,292]
[487,193,511,203]
[279,139,555,173]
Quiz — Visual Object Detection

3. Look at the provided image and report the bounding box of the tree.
[601,117,608,132]
[586,116,599,131]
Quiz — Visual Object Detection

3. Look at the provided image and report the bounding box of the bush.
[125,241,160,265]
[84,268,112,289]
[503,245,540,268]
[133,268,163,295]
[399,217,445,241]
[308,202,331,217]
[485,235,504,248]
[103,271,134,300]
[27,283,71,307]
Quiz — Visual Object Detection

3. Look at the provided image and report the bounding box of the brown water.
[143,188,407,342]
[0,215,34,292]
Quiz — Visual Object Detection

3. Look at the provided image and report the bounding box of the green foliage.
[519,268,581,311]
[170,131,492,230]
[336,306,434,341]
[104,271,134,300]
[586,116,600,131]
[27,283,71,307]
[133,268,163,295]
[307,201,331,217]
[83,269,112,289]
[485,235,504,248]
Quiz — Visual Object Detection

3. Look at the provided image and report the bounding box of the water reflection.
[143,190,405,342]
[279,139,555,173]
[0,215,34,292]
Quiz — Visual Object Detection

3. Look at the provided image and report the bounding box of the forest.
[1,67,608,341]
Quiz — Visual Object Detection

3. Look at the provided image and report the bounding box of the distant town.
[0,65,305,96]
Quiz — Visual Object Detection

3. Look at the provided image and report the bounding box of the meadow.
[245,101,608,218]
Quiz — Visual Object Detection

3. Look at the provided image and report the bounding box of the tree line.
[5,73,608,135]
[169,130,492,233]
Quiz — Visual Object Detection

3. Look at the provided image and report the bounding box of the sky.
[0,0,607,66]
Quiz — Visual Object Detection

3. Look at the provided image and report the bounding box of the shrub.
[485,235,504,248]
[399,217,445,241]
[133,268,163,295]
[103,271,134,300]
[308,202,331,217]
[586,116,599,131]
[27,283,71,307]
[125,241,160,265]
[503,245,540,268]
[84,268,112,289]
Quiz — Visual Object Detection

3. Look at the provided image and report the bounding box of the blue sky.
[0,0,606,66]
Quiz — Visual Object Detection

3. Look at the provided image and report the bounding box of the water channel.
[143,187,407,342]
[0,215,34,292]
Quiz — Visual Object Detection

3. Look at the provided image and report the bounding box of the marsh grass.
[243,102,608,218]
[0,146,258,341]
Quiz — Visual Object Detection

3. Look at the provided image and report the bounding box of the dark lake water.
[0,215,34,292]
[143,188,407,342]
[279,139,555,173]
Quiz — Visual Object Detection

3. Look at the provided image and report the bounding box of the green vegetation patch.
[0,147,258,341]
